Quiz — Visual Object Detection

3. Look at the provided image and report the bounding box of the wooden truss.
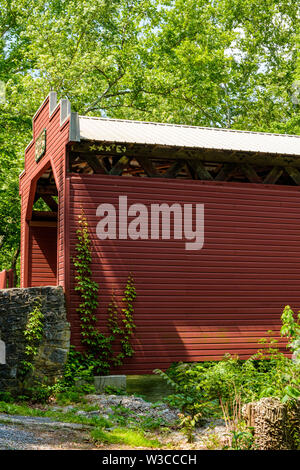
[32,167,58,221]
[69,141,300,186]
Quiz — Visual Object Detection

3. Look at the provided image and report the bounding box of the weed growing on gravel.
[138,415,168,431]
[91,427,161,448]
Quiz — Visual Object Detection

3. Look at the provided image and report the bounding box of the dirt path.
[0,414,159,450]
[0,416,95,450]
[0,411,226,450]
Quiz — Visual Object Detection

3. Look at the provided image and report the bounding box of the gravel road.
[0,423,44,450]
[0,414,94,450]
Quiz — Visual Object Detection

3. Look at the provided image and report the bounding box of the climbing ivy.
[108,275,136,367]
[20,298,44,377]
[73,209,136,375]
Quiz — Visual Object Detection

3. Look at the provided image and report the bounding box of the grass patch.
[0,401,111,428]
[91,427,161,448]
[0,402,45,417]
[0,401,165,448]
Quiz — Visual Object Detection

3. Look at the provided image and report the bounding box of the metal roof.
[78,115,300,156]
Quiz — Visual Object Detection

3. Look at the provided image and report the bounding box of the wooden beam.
[263,167,283,185]
[240,164,262,183]
[34,193,40,203]
[285,167,300,185]
[214,163,235,181]
[102,156,112,172]
[163,160,185,178]
[31,211,57,220]
[83,154,108,174]
[135,156,159,177]
[29,221,57,227]
[189,160,213,180]
[40,195,58,212]
[109,156,131,176]
[71,141,300,169]
[36,185,57,196]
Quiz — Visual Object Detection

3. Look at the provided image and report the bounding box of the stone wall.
[0,286,70,393]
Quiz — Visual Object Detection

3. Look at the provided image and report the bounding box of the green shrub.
[0,391,14,403]
[160,353,299,415]
[156,316,300,420]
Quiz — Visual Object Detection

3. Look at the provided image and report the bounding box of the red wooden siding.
[67,174,299,373]
[28,225,57,287]
[19,96,70,288]
[0,270,14,289]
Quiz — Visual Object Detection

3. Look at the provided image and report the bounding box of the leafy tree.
[0,0,299,274]
[0,1,33,275]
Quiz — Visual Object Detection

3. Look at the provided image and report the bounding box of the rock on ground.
[83,394,180,424]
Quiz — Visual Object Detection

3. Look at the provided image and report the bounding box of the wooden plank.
[29,225,57,287]
[263,167,283,184]
[0,270,7,289]
[68,173,298,372]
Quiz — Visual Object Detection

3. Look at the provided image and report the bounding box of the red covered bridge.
[19,92,300,373]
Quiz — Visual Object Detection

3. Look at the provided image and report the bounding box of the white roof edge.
[78,115,300,156]
[78,115,300,140]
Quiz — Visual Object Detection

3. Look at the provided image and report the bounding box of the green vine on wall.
[73,209,136,375]
[108,275,136,366]
[20,298,44,377]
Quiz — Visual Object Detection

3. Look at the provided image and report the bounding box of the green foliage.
[0,400,112,428]
[154,366,218,419]
[108,403,135,426]
[57,346,95,388]
[73,210,136,375]
[54,390,88,406]
[91,426,161,448]
[178,412,202,443]
[138,415,167,431]
[40,346,97,403]
[279,305,300,401]
[224,424,255,450]
[1,0,300,273]
[108,274,136,365]
[0,391,14,403]
[16,384,53,404]
[160,353,300,416]
[157,314,300,430]
[281,306,300,358]
[19,298,44,378]
[23,299,44,357]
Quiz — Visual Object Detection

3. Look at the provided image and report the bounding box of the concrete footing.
[94,375,126,393]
